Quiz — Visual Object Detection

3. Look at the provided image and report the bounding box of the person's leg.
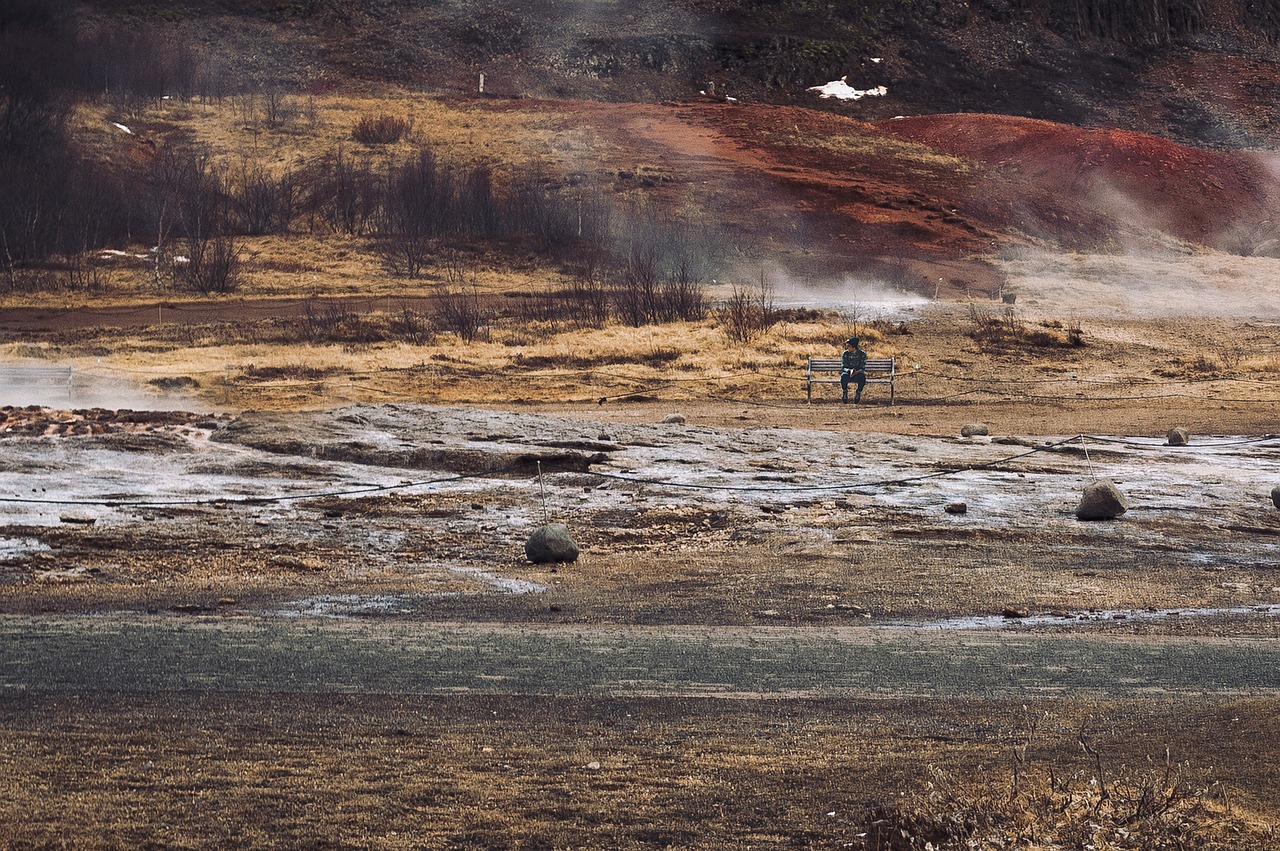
[840,372,849,403]
[853,371,866,403]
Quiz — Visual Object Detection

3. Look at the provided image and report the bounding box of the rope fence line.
[5,433,1278,511]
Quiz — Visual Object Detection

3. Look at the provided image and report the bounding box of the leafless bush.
[967,304,1084,351]
[389,303,435,346]
[231,157,296,235]
[460,166,504,239]
[719,275,779,344]
[260,88,299,128]
[183,233,242,294]
[612,207,712,325]
[304,147,379,235]
[352,113,413,145]
[564,276,612,329]
[863,712,1255,850]
[435,286,489,342]
[510,175,581,256]
[63,251,116,292]
[379,148,455,277]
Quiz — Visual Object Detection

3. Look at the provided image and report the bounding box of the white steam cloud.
[996,249,1280,318]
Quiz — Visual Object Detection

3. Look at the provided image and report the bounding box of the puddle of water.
[889,604,1280,631]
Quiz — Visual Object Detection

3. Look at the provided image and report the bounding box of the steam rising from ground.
[0,363,208,412]
[998,249,1280,318]
[717,265,931,319]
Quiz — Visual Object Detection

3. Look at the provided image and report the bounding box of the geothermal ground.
[4,93,1280,846]
[3,303,1280,847]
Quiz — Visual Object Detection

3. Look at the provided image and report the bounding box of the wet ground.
[3,403,1280,847]
[2,404,1279,629]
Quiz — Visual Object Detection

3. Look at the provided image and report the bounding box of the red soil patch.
[545,100,1278,297]
[879,112,1276,252]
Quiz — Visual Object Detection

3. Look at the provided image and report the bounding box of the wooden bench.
[806,356,896,404]
[0,365,74,400]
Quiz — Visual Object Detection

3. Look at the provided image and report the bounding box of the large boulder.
[1076,481,1129,520]
[525,523,580,563]
[1167,426,1190,446]
[1271,485,1280,510]
[960,422,989,437]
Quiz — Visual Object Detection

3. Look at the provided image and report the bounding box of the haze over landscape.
[3,1,1280,848]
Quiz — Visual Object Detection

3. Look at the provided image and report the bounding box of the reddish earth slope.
[878,113,1278,254]
[565,100,1280,294]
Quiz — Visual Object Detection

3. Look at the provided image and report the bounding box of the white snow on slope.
[807,77,888,100]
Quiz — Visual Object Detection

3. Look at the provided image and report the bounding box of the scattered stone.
[173,603,203,614]
[1075,480,1129,520]
[217,597,237,606]
[1002,606,1030,619]
[660,413,686,425]
[58,515,96,525]
[960,422,989,437]
[585,761,601,771]
[1271,485,1280,510]
[1166,426,1190,446]
[525,523,580,563]
[944,501,967,514]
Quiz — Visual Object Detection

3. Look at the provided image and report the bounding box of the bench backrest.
[807,357,895,374]
[0,365,73,384]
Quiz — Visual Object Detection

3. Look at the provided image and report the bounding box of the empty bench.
[806,356,896,404]
[0,365,74,400]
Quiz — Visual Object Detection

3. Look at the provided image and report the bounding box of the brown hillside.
[879,113,1278,254]
[528,99,1279,293]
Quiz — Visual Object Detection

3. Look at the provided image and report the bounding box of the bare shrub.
[304,147,379,236]
[379,148,455,278]
[862,713,1260,850]
[435,286,489,342]
[564,276,612,329]
[719,275,779,344]
[389,302,435,346]
[352,114,413,145]
[510,174,580,256]
[63,251,116,292]
[260,88,299,128]
[460,166,504,239]
[968,304,1084,352]
[183,233,242,294]
[231,157,296,235]
[612,207,712,326]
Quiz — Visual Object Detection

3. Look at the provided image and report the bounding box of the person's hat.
[845,337,859,347]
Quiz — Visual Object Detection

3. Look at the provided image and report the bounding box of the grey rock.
[1167,426,1190,446]
[660,413,686,425]
[1271,485,1280,510]
[944,501,967,514]
[1076,480,1129,520]
[525,523,580,563]
[960,423,989,437]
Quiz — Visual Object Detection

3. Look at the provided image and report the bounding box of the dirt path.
[6,615,1280,699]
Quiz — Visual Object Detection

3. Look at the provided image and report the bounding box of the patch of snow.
[807,77,888,101]
[112,122,132,134]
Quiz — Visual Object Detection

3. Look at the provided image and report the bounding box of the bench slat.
[806,356,895,404]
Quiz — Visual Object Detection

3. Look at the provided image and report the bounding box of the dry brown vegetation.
[6,8,1280,844]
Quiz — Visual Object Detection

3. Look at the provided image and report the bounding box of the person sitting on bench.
[841,336,867,404]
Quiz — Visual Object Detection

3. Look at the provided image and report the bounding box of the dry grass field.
[4,83,1280,849]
